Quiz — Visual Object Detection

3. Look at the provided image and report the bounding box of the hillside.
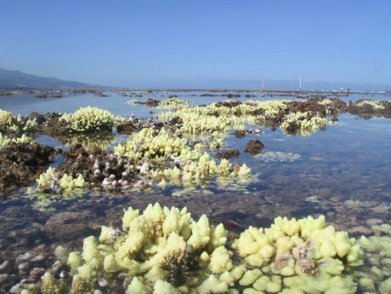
[0,68,94,89]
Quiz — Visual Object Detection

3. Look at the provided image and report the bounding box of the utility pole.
[261,79,264,91]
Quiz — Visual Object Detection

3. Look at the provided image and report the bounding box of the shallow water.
[0,91,390,291]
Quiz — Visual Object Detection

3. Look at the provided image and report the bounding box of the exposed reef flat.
[0,94,390,292]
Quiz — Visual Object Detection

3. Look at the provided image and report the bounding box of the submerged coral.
[255,151,301,162]
[25,204,364,293]
[355,224,391,293]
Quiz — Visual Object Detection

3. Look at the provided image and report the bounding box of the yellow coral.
[60,106,123,132]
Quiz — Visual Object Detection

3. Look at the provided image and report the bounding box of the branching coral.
[31,204,364,293]
[60,106,124,133]
[0,109,37,133]
[158,98,190,109]
[114,128,189,162]
[0,109,14,129]
[36,167,87,194]
[232,215,362,293]
[280,112,328,136]
[0,133,33,148]
[114,127,251,187]
[18,130,250,194]
[157,99,334,139]
[356,99,385,110]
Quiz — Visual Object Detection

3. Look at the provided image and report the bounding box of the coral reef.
[158,98,190,109]
[157,98,345,139]
[25,204,364,293]
[114,127,251,187]
[60,106,124,133]
[356,99,385,110]
[129,97,190,109]
[114,128,189,163]
[348,99,391,119]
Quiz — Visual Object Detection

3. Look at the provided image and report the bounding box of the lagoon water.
[0,91,390,291]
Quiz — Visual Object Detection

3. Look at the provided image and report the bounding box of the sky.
[0,0,390,88]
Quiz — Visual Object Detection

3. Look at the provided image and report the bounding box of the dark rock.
[27,112,46,124]
[136,98,160,107]
[117,121,138,134]
[234,130,246,138]
[221,94,241,98]
[244,140,264,155]
[0,143,55,192]
[215,101,242,108]
[216,149,240,159]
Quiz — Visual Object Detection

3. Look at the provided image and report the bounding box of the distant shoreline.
[1,88,390,97]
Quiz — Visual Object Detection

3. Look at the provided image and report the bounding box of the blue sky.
[0,0,390,88]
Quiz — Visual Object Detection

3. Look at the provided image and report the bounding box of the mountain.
[0,68,95,89]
